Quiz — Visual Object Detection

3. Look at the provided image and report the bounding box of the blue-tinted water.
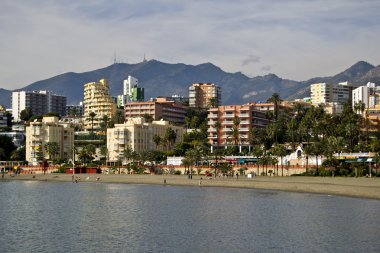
[0,181,379,253]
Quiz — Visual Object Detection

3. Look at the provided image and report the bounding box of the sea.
[0,180,379,253]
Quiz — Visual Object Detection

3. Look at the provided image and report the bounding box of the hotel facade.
[207,103,271,152]
[189,83,221,108]
[107,117,184,163]
[25,116,74,165]
[83,79,116,131]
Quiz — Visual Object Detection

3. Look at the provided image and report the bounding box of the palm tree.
[214,121,221,147]
[251,145,262,176]
[122,145,133,173]
[232,116,240,153]
[44,142,59,161]
[100,146,108,165]
[286,118,298,150]
[70,107,78,118]
[310,142,324,175]
[89,112,97,135]
[209,97,219,108]
[184,147,202,179]
[153,134,161,149]
[164,127,177,150]
[267,93,282,121]
[303,144,313,174]
[272,144,287,176]
[212,148,224,177]
[78,144,96,165]
[101,115,110,131]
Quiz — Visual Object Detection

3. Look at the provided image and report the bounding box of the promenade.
[3,173,380,200]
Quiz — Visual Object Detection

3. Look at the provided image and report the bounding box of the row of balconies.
[208,127,250,132]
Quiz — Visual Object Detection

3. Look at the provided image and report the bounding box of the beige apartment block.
[84,79,116,131]
[207,104,271,151]
[189,83,221,108]
[124,98,187,124]
[311,82,354,106]
[107,117,184,163]
[26,116,74,165]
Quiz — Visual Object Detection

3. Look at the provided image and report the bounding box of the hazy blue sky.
[1,0,379,90]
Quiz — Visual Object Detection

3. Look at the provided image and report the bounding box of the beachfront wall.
[159,164,310,176]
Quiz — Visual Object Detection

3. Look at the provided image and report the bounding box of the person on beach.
[236,172,239,179]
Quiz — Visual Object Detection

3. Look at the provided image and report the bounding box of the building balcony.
[223,114,235,118]
[207,128,217,132]
[239,127,249,132]
[208,114,218,119]
[239,113,249,117]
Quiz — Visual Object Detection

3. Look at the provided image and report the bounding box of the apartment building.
[83,79,116,131]
[124,98,187,124]
[311,82,355,105]
[25,116,74,165]
[118,75,144,107]
[189,83,221,108]
[66,102,84,117]
[207,104,271,151]
[365,105,380,132]
[107,117,184,163]
[12,90,67,121]
[0,106,8,128]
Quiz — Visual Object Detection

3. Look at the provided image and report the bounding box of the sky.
[1,0,380,90]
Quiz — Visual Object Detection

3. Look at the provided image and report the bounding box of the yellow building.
[26,116,74,165]
[84,79,116,131]
[107,117,184,163]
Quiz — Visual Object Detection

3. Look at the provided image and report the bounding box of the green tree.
[114,109,125,124]
[267,93,282,121]
[164,127,177,150]
[143,113,154,123]
[70,107,78,118]
[100,115,110,131]
[0,135,16,160]
[272,144,287,176]
[78,144,96,165]
[100,146,108,165]
[232,116,241,149]
[88,112,97,134]
[184,147,202,179]
[44,142,59,161]
[20,108,33,121]
[209,97,219,108]
[11,147,26,161]
[153,134,161,149]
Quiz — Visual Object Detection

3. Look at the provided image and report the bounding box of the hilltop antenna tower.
[143,53,147,63]
[114,51,117,64]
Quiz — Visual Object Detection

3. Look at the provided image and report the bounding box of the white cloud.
[0,0,380,89]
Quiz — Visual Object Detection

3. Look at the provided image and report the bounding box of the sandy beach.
[2,173,380,200]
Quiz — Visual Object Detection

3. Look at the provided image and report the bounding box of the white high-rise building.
[120,75,139,105]
[12,90,67,121]
[352,82,376,112]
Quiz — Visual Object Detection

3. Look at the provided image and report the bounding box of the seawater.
[0,181,379,253]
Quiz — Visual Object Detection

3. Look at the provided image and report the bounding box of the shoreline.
[2,174,380,200]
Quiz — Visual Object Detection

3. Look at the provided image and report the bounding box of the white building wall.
[12,91,26,121]
[123,75,138,101]
[352,86,367,109]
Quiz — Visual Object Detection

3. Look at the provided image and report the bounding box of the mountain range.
[1,60,380,109]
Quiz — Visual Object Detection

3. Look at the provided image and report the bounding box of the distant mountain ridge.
[1,60,379,108]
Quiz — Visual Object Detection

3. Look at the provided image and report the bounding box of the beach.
[2,173,380,200]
